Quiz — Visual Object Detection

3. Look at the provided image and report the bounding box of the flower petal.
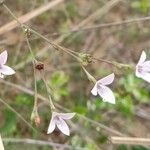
[97,85,115,104]
[0,50,7,65]
[56,118,70,136]
[140,72,150,83]
[137,51,146,65]
[91,83,98,96]
[97,73,115,85]
[0,65,15,75]
[135,66,141,78]
[142,61,150,72]
[47,117,56,134]
[59,113,76,120]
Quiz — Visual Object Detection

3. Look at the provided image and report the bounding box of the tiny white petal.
[140,72,150,83]
[0,73,4,78]
[142,61,150,72]
[135,67,141,78]
[91,83,98,96]
[56,118,70,136]
[0,65,15,75]
[97,85,115,104]
[47,118,56,134]
[137,51,146,65]
[97,73,115,85]
[59,113,76,120]
[0,50,7,65]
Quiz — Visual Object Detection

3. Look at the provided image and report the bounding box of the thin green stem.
[41,71,55,110]
[81,65,96,83]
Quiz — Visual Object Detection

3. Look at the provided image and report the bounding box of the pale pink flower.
[47,112,76,136]
[91,73,115,104]
[0,50,15,78]
[136,51,150,83]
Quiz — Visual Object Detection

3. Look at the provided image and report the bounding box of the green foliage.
[0,109,16,135]
[85,142,97,150]
[116,145,128,150]
[49,71,69,101]
[15,93,33,105]
[119,74,149,103]
[74,105,87,114]
[131,0,149,13]
[65,0,77,18]
[116,95,133,117]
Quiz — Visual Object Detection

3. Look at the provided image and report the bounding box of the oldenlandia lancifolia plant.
[1,0,150,137]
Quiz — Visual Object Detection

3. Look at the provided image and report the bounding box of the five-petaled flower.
[47,112,76,136]
[136,51,150,83]
[0,50,15,78]
[91,73,115,104]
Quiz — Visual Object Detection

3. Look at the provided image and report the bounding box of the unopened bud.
[31,110,41,126]
[35,62,44,70]
[24,28,31,38]
[34,116,41,126]
[78,53,92,66]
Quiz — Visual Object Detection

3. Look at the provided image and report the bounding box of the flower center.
[138,66,143,73]
[55,116,61,125]
[138,65,150,73]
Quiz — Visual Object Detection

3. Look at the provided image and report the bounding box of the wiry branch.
[2,138,85,150]
[110,136,150,145]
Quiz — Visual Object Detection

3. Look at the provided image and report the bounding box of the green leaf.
[49,71,69,101]
[74,106,87,114]
[117,96,133,117]
[131,0,149,13]
[50,71,69,87]
[116,145,128,150]
[0,109,16,135]
[16,93,33,105]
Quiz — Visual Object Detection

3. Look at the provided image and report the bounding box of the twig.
[2,138,85,150]
[72,0,122,29]
[110,136,150,145]
[50,16,150,36]
[0,0,65,35]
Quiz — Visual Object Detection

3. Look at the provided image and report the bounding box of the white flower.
[136,51,150,83]
[0,50,15,78]
[91,73,115,104]
[47,112,76,136]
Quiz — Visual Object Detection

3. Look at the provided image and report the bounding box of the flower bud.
[35,62,44,70]
[24,28,31,38]
[78,53,92,66]
[31,109,41,126]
